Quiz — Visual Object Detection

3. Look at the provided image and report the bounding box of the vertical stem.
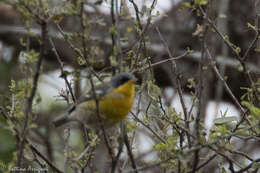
[17,20,47,170]
[123,123,138,173]
[214,0,229,117]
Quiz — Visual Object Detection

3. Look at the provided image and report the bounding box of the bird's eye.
[120,76,130,84]
[112,73,135,87]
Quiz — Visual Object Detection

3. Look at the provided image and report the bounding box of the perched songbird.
[53,72,137,128]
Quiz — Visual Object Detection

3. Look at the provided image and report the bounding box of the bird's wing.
[76,81,113,104]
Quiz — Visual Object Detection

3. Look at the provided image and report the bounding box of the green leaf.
[153,142,166,151]
[77,56,86,66]
[52,14,64,23]
[109,25,116,34]
[194,0,208,6]
[182,2,192,8]
[241,101,260,118]
[60,70,70,78]
[187,78,196,89]
[126,122,137,132]
[221,167,227,173]
[9,80,16,93]
[247,22,256,30]
[147,80,161,100]
[109,55,118,67]
[214,116,238,125]
[252,161,260,169]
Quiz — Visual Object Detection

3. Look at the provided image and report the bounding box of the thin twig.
[205,46,256,135]
[0,107,63,173]
[123,123,138,173]
[130,111,166,143]
[155,26,192,148]
[110,0,116,49]
[205,47,245,113]
[111,136,124,173]
[199,5,259,103]
[49,38,76,103]
[124,157,174,173]
[187,154,217,173]
[55,23,101,81]
[88,74,115,166]
[191,23,207,173]
[208,145,243,169]
[130,0,157,71]
[30,143,63,173]
[235,157,260,173]
[132,52,188,73]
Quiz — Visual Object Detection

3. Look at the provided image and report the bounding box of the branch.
[88,73,115,171]
[49,38,76,103]
[123,124,138,173]
[235,157,260,173]
[17,20,47,169]
[205,47,245,113]
[130,111,166,143]
[199,5,259,103]
[187,154,217,173]
[0,107,63,173]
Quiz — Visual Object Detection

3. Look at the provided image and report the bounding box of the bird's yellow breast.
[99,80,135,124]
[77,80,135,127]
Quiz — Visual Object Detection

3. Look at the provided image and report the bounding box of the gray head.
[111,72,136,88]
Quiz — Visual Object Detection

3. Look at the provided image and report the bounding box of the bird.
[52,72,137,128]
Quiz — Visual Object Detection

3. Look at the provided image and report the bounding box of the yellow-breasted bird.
[53,72,136,128]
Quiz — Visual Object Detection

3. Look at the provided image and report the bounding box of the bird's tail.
[53,106,78,127]
[52,114,70,127]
